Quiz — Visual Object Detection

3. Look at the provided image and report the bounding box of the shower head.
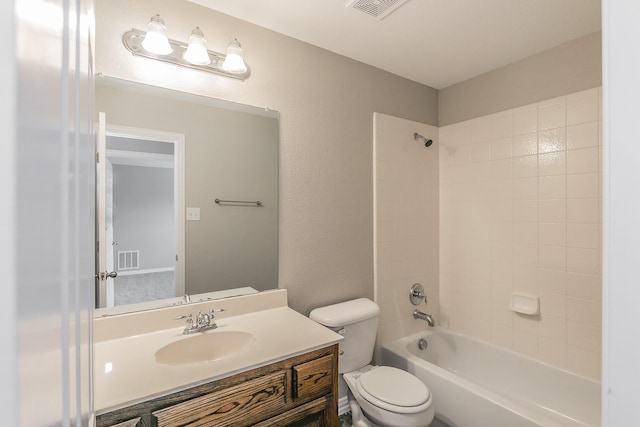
[414,132,433,147]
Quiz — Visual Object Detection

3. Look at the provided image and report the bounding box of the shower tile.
[567,173,599,199]
[490,180,513,201]
[514,221,538,244]
[512,154,538,178]
[538,245,566,271]
[491,110,513,139]
[491,262,513,285]
[567,223,599,249]
[538,336,566,368]
[491,301,513,324]
[567,320,601,352]
[513,330,538,358]
[469,116,492,143]
[491,158,512,180]
[491,200,513,221]
[567,88,599,125]
[566,345,600,380]
[513,265,539,291]
[566,272,601,301]
[513,313,539,336]
[513,104,538,135]
[513,178,538,200]
[567,198,599,223]
[567,122,599,150]
[538,99,566,130]
[513,244,538,268]
[538,268,567,294]
[538,151,566,176]
[491,137,513,160]
[566,247,600,275]
[567,297,602,327]
[538,176,566,199]
[513,200,538,222]
[567,147,599,175]
[468,141,492,163]
[538,200,566,223]
[538,313,567,342]
[490,324,513,349]
[538,128,566,154]
[539,292,567,317]
[512,133,538,157]
[539,222,567,247]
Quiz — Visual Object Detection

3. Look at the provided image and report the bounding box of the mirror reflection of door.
[96,117,185,308]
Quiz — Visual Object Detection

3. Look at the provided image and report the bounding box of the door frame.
[97,121,185,306]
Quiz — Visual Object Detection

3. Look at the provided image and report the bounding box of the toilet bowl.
[344,365,434,427]
[309,298,434,427]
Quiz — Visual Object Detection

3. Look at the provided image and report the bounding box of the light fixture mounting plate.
[122,29,251,81]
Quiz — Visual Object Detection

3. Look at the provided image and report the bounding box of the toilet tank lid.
[309,298,379,327]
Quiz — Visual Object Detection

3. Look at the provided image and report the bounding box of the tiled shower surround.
[439,88,602,379]
[375,88,602,379]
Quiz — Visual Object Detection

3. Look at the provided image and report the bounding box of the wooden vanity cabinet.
[96,345,339,427]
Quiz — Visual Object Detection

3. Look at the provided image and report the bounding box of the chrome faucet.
[413,309,435,327]
[175,308,224,335]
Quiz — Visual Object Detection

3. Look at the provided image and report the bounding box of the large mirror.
[95,77,279,316]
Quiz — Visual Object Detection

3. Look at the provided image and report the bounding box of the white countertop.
[94,292,342,413]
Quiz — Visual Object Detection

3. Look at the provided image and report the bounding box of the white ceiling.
[188,0,601,89]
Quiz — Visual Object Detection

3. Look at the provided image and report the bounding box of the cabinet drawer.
[292,354,334,401]
[253,397,329,427]
[152,371,287,426]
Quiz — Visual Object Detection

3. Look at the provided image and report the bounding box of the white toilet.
[310,298,434,427]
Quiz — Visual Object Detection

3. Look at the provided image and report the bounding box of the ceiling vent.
[346,0,412,20]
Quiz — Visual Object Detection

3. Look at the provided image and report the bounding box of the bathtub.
[382,329,600,427]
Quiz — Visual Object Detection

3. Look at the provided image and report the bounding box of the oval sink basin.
[155,331,256,366]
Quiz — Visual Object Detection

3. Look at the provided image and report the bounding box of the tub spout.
[413,309,435,327]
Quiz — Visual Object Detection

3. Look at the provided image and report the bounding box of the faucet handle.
[410,283,427,306]
[175,314,194,333]
[209,308,225,317]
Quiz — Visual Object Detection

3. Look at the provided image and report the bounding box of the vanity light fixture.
[123,14,251,80]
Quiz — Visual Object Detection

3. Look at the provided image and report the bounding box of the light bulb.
[141,14,172,55]
[221,38,247,74]
[183,27,211,65]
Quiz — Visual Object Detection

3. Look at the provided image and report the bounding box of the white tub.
[382,329,600,427]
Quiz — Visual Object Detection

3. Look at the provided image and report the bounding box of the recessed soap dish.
[509,292,540,315]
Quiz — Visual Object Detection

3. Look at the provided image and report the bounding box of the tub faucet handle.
[410,283,427,306]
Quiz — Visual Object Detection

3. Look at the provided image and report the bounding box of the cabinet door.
[252,397,332,427]
[292,354,334,401]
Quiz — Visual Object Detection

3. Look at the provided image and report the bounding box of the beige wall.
[439,88,602,379]
[439,32,602,126]
[373,113,439,359]
[96,0,439,314]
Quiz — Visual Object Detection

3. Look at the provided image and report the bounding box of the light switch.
[186,207,200,221]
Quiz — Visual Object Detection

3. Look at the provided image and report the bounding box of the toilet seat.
[355,366,431,414]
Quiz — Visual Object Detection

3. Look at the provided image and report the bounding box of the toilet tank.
[309,298,380,373]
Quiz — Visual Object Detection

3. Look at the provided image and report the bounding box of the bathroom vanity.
[94,290,341,427]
